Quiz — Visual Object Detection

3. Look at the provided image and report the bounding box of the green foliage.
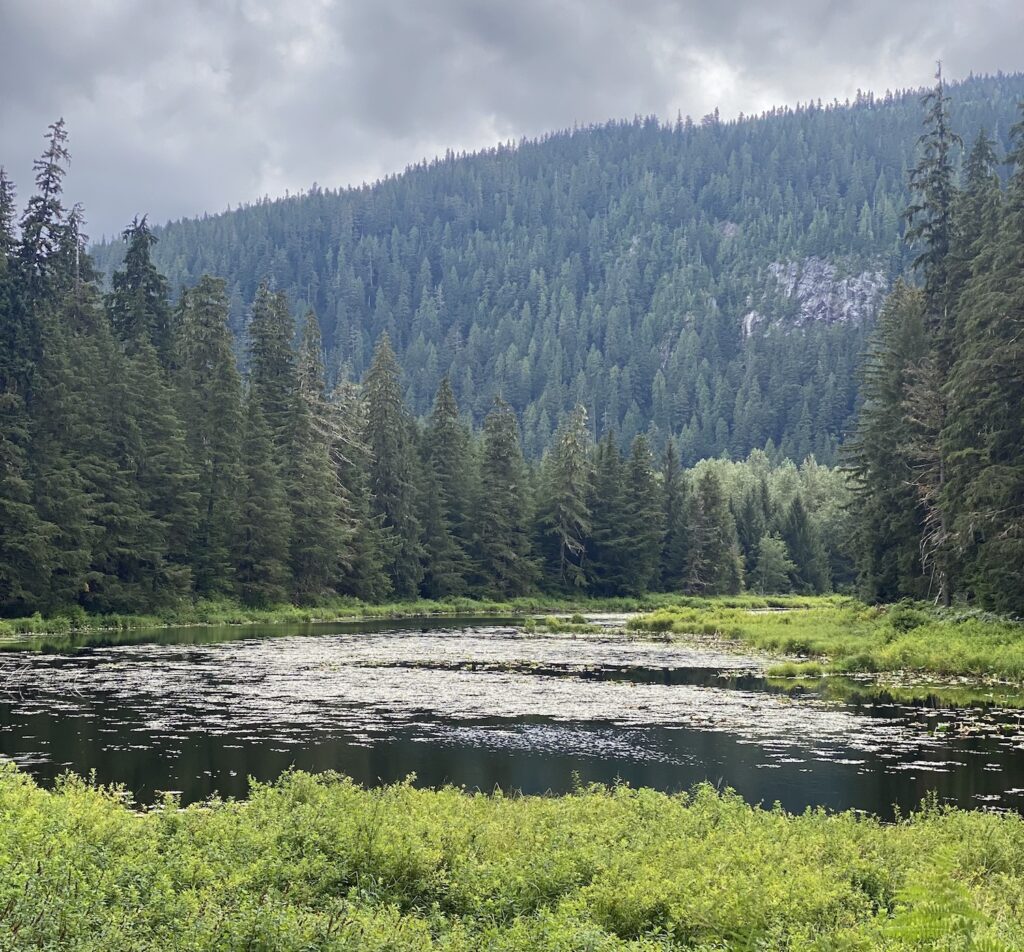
[630,597,1024,681]
[750,534,796,594]
[91,75,1024,468]
[1,766,1024,949]
[849,79,1024,614]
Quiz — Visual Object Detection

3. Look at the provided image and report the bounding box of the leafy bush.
[0,766,1023,949]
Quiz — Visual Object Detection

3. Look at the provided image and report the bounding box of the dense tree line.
[89,74,1024,467]
[0,123,846,614]
[849,72,1024,614]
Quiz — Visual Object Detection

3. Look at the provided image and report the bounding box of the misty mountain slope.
[92,72,1024,463]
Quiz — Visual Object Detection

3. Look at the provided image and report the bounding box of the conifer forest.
[3,72,1024,616]
[5,36,1024,948]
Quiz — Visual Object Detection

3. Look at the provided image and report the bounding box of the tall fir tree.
[234,392,292,606]
[420,377,471,597]
[363,334,424,596]
[620,434,662,594]
[781,494,830,594]
[587,431,629,595]
[473,398,536,596]
[175,277,243,594]
[288,311,349,599]
[684,469,743,595]
[330,377,393,601]
[537,404,592,589]
[107,217,173,359]
[659,437,688,591]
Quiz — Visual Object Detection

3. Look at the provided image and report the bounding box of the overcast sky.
[1,0,1021,239]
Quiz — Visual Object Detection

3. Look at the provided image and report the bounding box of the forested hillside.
[92,72,1024,464]
[1,120,848,614]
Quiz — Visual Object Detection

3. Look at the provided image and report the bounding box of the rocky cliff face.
[743,257,888,336]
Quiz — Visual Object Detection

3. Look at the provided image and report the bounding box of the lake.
[2,615,1023,818]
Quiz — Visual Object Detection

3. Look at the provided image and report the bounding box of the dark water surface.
[2,616,1023,818]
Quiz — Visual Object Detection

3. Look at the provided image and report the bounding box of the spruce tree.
[473,398,535,596]
[107,216,173,358]
[659,437,688,591]
[175,276,243,595]
[781,495,830,594]
[288,311,349,599]
[620,434,662,594]
[901,68,962,603]
[0,168,55,613]
[587,431,629,595]
[247,283,298,448]
[363,334,423,595]
[942,113,1024,611]
[846,284,931,601]
[235,392,291,606]
[420,378,471,597]
[537,404,592,590]
[330,378,393,601]
[684,469,743,595]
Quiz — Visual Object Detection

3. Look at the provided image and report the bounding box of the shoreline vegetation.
[4,594,1024,685]
[0,765,1022,950]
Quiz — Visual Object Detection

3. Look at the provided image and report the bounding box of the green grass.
[0,765,1022,950]
[0,593,807,646]
[0,593,827,640]
[629,596,1024,682]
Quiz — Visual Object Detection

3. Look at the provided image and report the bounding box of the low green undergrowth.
[0,593,821,641]
[629,597,1024,681]
[0,766,1022,950]
[0,594,704,642]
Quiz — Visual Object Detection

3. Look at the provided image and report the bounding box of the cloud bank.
[1,0,1021,237]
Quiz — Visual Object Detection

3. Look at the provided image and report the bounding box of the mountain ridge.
[91,71,1024,463]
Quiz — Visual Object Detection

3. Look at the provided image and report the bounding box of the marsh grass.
[629,597,1024,682]
[0,764,1021,950]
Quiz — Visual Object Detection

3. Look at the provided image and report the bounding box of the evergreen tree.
[537,404,592,589]
[473,399,535,596]
[363,334,423,595]
[846,284,931,601]
[331,378,393,601]
[659,438,688,591]
[0,168,54,612]
[247,283,298,447]
[587,431,629,594]
[901,68,963,603]
[685,470,743,594]
[781,495,830,594]
[942,112,1024,610]
[288,311,350,599]
[420,377,471,597]
[107,217,173,358]
[620,434,662,594]
[175,277,243,594]
[234,392,291,606]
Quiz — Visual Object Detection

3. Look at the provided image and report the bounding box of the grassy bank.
[0,593,799,643]
[0,766,1021,950]
[629,597,1024,682]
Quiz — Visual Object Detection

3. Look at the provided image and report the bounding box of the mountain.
[91,72,1024,464]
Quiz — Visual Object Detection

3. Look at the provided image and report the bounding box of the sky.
[2,0,1022,240]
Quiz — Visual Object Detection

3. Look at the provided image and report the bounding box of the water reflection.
[1,618,1022,818]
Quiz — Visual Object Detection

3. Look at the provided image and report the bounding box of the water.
[2,616,1023,818]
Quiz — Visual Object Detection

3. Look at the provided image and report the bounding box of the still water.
[2,616,1023,818]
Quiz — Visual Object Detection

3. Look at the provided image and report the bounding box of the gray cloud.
[1,0,1021,238]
